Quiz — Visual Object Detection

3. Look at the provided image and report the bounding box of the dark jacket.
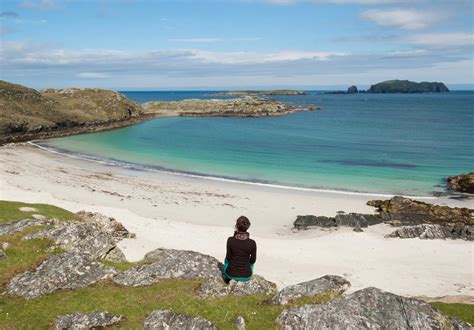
[225,232,257,278]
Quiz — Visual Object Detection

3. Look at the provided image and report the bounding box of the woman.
[223,216,257,283]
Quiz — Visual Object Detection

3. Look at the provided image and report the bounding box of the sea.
[38,91,474,197]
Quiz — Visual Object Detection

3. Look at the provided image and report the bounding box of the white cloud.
[361,8,438,29]
[20,0,59,9]
[170,37,262,43]
[400,32,474,47]
[77,72,110,78]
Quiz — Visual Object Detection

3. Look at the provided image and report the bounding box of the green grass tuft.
[432,302,474,325]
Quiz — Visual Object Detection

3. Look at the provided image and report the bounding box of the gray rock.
[6,252,116,299]
[19,207,38,212]
[24,223,125,261]
[235,316,245,330]
[76,210,135,240]
[272,275,350,305]
[293,216,336,230]
[0,219,53,236]
[2,242,9,250]
[55,311,123,329]
[113,248,223,286]
[387,223,473,240]
[144,310,217,330]
[199,275,277,299]
[277,287,471,329]
[294,213,381,231]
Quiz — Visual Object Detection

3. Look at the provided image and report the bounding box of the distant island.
[210,90,307,97]
[325,80,450,94]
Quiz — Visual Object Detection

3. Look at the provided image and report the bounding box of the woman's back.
[226,233,257,278]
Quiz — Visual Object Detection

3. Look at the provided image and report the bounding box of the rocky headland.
[144,96,319,117]
[448,172,474,194]
[210,89,307,97]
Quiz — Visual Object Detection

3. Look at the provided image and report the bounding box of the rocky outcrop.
[23,222,126,262]
[294,213,381,231]
[0,218,54,236]
[54,311,123,329]
[6,252,116,299]
[347,85,358,94]
[277,287,471,329]
[76,210,135,240]
[448,172,474,194]
[211,90,307,97]
[387,223,473,240]
[144,310,217,330]
[367,80,449,93]
[199,275,277,299]
[144,96,319,118]
[271,275,350,305]
[0,80,147,144]
[113,248,223,286]
[367,196,473,225]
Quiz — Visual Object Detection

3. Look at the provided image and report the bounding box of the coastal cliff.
[144,96,319,117]
[367,80,449,93]
[0,80,147,144]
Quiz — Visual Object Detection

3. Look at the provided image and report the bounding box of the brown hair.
[235,216,251,232]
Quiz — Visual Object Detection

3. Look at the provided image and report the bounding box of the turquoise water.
[40,91,474,196]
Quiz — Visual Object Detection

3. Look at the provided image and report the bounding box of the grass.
[0,200,472,328]
[0,200,78,224]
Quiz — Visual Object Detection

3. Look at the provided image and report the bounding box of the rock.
[448,172,474,194]
[272,275,350,305]
[32,214,46,220]
[6,252,116,299]
[54,311,123,329]
[353,226,363,232]
[367,196,473,225]
[294,213,381,230]
[367,80,449,93]
[23,222,125,261]
[0,249,6,261]
[347,85,358,94]
[199,275,277,299]
[235,316,246,330]
[2,242,9,250]
[386,223,473,240]
[113,248,223,286]
[0,219,53,236]
[277,287,471,329]
[144,310,217,330]
[76,210,135,240]
[19,207,38,212]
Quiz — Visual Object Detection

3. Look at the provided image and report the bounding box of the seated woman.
[223,216,257,283]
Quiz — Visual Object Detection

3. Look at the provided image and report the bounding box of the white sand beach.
[0,143,472,298]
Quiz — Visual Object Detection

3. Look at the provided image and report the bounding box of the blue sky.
[1,0,473,90]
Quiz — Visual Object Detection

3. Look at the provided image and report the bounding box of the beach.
[0,143,472,298]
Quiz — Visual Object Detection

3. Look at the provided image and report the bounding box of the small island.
[210,89,307,97]
[367,80,449,93]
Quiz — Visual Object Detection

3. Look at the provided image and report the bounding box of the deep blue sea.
[40,91,474,196]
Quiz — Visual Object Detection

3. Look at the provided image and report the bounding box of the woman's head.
[235,216,251,232]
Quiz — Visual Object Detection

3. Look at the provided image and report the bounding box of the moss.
[0,200,78,224]
[432,302,474,325]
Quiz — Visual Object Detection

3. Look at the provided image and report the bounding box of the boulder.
[0,219,53,236]
[54,311,123,329]
[293,216,336,230]
[347,85,358,94]
[367,196,473,225]
[144,310,217,330]
[294,213,381,231]
[277,287,471,329]
[113,249,223,286]
[23,223,125,261]
[76,210,135,240]
[6,252,116,299]
[386,223,473,240]
[235,316,246,330]
[448,172,474,194]
[199,275,277,299]
[271,275,350,305]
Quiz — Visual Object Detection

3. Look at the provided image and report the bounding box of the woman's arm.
[225,237,231,261]
[249,242,257,264]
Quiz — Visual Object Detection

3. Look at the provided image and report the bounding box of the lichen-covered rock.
[367,196,473,225]
[6,252,116,299]
[144,310,217,330]
[293,216,336,230]
[0,218,53,236]
[271,275,350,305]
[23,223,125,261]
[113,249,223,286]
[199,275,277,299]
[277,287,471,329]
[448,172,474,194]
[294,213,381,230]
[234,316,245,330]
[54,311,123,329]
[386,223,473,240]
[76,210,135,240]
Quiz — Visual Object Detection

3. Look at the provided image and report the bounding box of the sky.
[0,0,473,90]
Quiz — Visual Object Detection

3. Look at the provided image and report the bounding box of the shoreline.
[1,143,472,298]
